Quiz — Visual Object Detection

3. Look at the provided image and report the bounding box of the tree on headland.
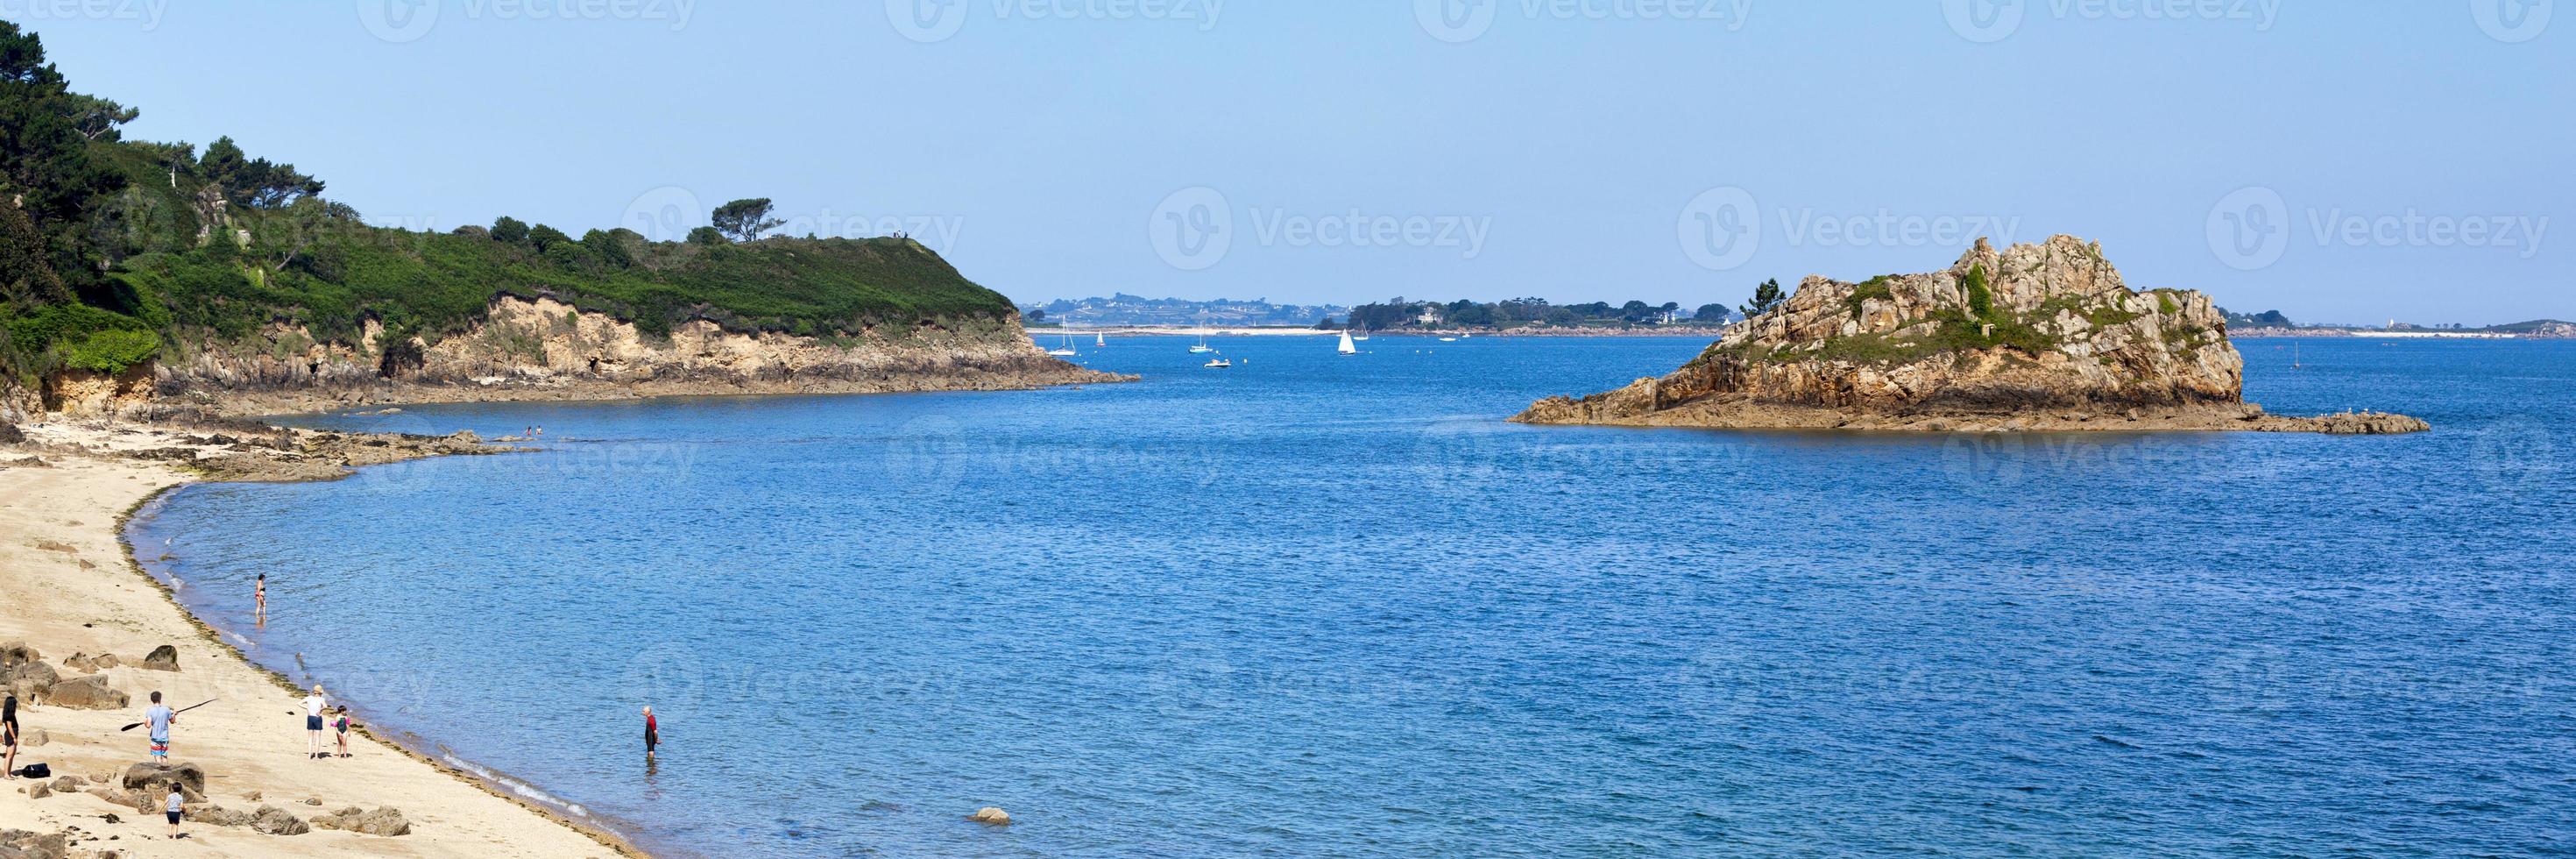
[1694,302,1730,323]
[66,94,137,141]
[1740,278,1784,318]
[686,225,725,245]
[489,216,528,245]
[711,198,782,244]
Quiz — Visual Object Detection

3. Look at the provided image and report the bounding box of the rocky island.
[1513,237,2427,434]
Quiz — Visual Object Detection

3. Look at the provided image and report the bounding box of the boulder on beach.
[19,728,45,747]
[311,806,412,836]
[967,806,1012,826]
[251,805,311,835]
[25,780,50,799]
[4,659,59,701]
[120,763,207,802]
[0,641,39,669]
[139,644,180,672]
[43,674,125,710]
[61,652,119,672]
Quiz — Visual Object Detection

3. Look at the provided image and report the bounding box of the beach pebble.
[26,780,52,799]
[305,797,322,806]
[967,806,1012,826]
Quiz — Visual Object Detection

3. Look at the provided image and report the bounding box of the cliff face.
[1516,236,2424,434]
[131,295,1121,415]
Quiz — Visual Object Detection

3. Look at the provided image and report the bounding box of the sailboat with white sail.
[1338,329,1358,355]
[1046,333,1078,357]
[1189,333,1214,353]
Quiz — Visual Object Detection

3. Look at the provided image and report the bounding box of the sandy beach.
[1,423,628,857]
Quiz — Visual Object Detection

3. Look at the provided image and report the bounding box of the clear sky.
[21,1,2571,323]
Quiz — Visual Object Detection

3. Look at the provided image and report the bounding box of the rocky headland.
[1513,236,2427,434]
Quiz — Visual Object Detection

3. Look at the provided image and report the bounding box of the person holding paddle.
[144,692,175,763]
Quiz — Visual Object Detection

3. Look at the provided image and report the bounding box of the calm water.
[131,336,2576,857]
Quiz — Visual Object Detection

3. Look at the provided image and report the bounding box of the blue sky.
[22,1,2571,323]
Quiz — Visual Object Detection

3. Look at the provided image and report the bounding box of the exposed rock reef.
[27,295,1127,417]
[1514,237,2426,434]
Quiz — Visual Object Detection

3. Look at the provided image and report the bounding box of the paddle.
[120,699,215,732]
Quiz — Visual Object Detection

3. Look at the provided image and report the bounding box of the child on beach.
[145,691,175,763]
[166,784,186,838]
[334,706,351,757]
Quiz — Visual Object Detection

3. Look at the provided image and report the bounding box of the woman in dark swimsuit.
[4,692,19,778]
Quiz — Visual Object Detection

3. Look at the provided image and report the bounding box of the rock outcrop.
[311,806,411,836]
[1515,237,2427,434]
[138,644,180,672]
[142,295,1127,416]
[40,674,124,710]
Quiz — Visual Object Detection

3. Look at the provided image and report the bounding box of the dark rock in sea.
[967,806,1013,826]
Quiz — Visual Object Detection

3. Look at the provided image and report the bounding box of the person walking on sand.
[302,685,328,759]
[643,706,657,760]
[145,691,176,763]
[166,784,186,839]
[3,692,19,778]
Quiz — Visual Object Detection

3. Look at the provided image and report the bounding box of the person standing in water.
[302,685,328,759]
[642,706,658,760]
[254,573,266,624]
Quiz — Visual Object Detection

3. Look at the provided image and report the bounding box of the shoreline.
[121,483,659,856]
[0,428,639,856]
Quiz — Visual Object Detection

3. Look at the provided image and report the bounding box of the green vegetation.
[1740,278,1786,318]
[1843,275,1893,319]
[0,20,1015,393]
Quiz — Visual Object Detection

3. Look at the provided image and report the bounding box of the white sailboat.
[1095,331,1107,347]
[1046,333,1077,357]
[1338,329,1358,355]
[1189,333,1214,353]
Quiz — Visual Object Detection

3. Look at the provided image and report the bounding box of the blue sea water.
[130,335,2576,857]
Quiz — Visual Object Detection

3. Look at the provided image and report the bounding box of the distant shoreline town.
[1024,295,2573,338]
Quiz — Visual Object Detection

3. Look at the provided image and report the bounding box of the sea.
[128,335,2576,856]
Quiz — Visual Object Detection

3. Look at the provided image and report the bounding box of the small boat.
[1338,330,1358,355]
[1188,333,1214,353]
[1458,333,1471,338]
[1353,335,1370,342]
[1095,332,1107,347]
[1203,357,1232,368]
[1046,333,1077,357]
[1438,337,1458,342]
